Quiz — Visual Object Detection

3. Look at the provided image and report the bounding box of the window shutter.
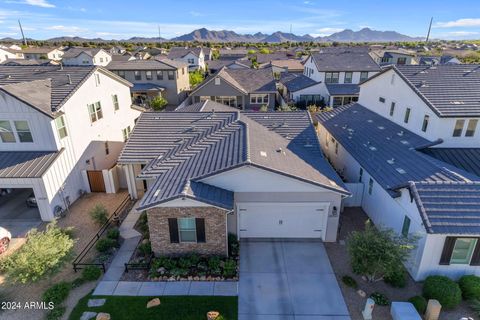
[196,218,206,243]
[470,238,480,266]
[439,237,456,265]
[168,218,179,243]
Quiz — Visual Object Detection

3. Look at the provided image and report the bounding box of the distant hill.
[0,27,423,44]
[320,28,422,42]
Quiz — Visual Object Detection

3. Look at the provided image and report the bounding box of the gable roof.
[0,150,61,178]
[0,65,131,118]
[310,49,381,72]
[107,58,186,71]
[325,84,360,96]
[175,100,240,112]
[121,109,348,210]
[316,103,480,235]
[192,67,276,95]
[167,47,203,60]
[421,148,480,177]
[279,73,319,92]
[362,65,480,117]
[62,47,107,59]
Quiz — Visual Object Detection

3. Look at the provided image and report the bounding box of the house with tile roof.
[0,47,24,64]
[278,72,323,108]
[21,47,64,61]
[0,65,141,224]
[188,67,277,111]
[303,47,380,108]
[119,103,349,256]
[107,58,190,106]
[316,64,480,281]
[62,47,113,66]
[167,47,206,71]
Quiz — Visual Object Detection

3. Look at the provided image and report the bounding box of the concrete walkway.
[93,280,238,296]
[239,239,350,320]
[98,205,142,282]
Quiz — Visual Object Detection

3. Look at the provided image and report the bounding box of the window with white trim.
[122,126,131,142]
[451,238,477,264]
[453,119,465,137]
[0,120,16,143]
[250,94,269,104]
[156,70,163,80]
[134,71,141,80]
[421,115,429,132]
[94,73,101,86]
[88,102,103,123]
[178,217,196,242]
[14,121,33,142]
[55,116,68,139]
[368,178,373,195]
[168,71,175,80]
[325,72,339,84]
[112,94,119,111]
[466,119,478,137]
[344,72,353,84]
[404,108,411,123]
[146,70,153,80]
[360,72,369,82]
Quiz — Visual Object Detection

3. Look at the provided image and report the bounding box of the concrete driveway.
[239,239,350,320]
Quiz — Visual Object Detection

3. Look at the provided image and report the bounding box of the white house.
[0,48,24,63]
[167,47,205,71]
[62,48,112,66]
[118,102,349,256]
[22,47,64,61]
[278,72,323,107]
[316,64,480,281]
[303,47,380,107]
[0,65,141,222]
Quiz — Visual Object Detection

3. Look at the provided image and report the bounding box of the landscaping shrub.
[459,275,480,300]
[347,221,416,282]
[369,292,390,306]
[138,241,152,256]
[223,259,237,278]
[408,296,427,314]
[208,256,222,275]
[137,212,149,237]
[341,275,358,289]
[178,257,192,270]
[107,228,120,240]
[46,306,66,320]
[42,282,72,305]
[90,204,108,225]
[82,265,102,281]
[384,268,407,288]
[469,299,480,317]
[150,96,168,111]
[186,253,201,266]
[0,222,74,283]
[95,238,118,253]
[423,275,462,309]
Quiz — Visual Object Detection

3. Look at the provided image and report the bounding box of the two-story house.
[21,47,64,61]
[107,58,190,106]
[0,65,141,224]
[62,48,113,66]
[303,47,381,107]
[369,48,417,66]
[167,47,205,71]
[188,67,277,111]
[0,47,24,63]
[315,64,480,281]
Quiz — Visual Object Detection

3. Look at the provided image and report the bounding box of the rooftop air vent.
[369,146,377,151]
[397,130,404,136]
[387,158,395,164]
[450,101,465,105]
[276,148,283,153]
[378,126,385,130]
[400,140,409,145]
[153,189,161,197]
[396,168,406,174]
[260,151,267,157]
[367,119,373,123]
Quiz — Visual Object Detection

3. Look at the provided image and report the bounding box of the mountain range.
[0,27,424,43]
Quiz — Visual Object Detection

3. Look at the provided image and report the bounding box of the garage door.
[238,202,329,239]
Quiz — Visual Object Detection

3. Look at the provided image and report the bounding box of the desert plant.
[106,228,120,240]
[82,265,102,281]
[0,222,74,283]
[459,275,480,300]
[259,104,268,112]
[408,295,427,314]
[228,233,239,257]
[150,96,168,111]
[178,257,192,269]
[223,259,237,278]
[95,238,118,253]
[90,204,108,225]
[370,292,390,306]
[347,221,416,282]
[42,282,72,305]
[341,275,358,289]
[46,306,66,320]
[423,275,462,309]
[138,241,152,257]
[208,256,222,275]
[384,267,407,288]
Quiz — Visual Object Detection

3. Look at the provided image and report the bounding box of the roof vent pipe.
[67,74,72,85]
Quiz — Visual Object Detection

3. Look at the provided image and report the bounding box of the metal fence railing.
[72,196,133,272]
[124,253,154,273]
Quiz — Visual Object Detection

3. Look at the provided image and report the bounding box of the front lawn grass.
[69,292,238,320]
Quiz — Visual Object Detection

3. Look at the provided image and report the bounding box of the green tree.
[150,96,168,111]
[259,48,271,54]
[189,70,205,88]
[347,221,416,282]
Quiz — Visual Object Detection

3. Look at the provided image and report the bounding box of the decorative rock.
[361,275,368,282]
[157,267,166,275]
[193,276,200,281]
[147,298,161,309]
[357,289,367,298]
[200,276,206,281]
[80,311,97,320]
[87,299,106,307]
[188,276,193,281]
[207,311,220,320]
[96,313,111,320]
[425,299,441,320]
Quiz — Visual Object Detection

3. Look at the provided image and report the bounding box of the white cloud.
[303,1,313,4]
[189,11,204,17]
[434,18,480,28]
[445,31,479,36]
[6,0,55,8]
[46,25,86,33]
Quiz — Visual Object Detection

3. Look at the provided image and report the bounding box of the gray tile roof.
[0,65,98,117]
[62,47,104,59]
[311,49,381,72]
[131,83,165,92]
[167,47,203,60]
[325,84,360,96]
[391,65,480,117]
[421,148,480,177]
[175,100,240,112]
[107,58,186,71]
[316,103,480,234]
[0,150,61,178]
[123,110,348,210]
[279,73,319,92]
[1,59,50,66]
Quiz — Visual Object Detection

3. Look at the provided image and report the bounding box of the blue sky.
[0,0,479,40]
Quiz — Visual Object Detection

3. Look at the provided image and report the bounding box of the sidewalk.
[93,280,238,296]
[98,204,142,282]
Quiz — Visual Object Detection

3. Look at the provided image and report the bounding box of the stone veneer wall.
[147,206,228,256]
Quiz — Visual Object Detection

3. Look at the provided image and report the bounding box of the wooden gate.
[87,170,106,193]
